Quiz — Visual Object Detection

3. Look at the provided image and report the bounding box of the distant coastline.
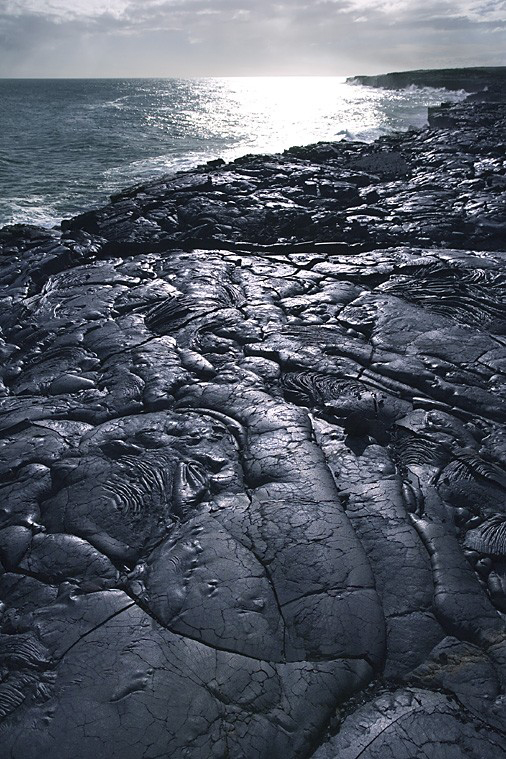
[347,66,506,99]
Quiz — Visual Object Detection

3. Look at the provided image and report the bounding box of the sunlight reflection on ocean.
[0,77,467,228]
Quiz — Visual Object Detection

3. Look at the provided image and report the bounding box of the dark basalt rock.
[0,78,505,758]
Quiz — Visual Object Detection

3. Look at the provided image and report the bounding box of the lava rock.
[0,80,505,758]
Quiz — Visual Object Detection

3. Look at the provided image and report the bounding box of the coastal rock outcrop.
[0,84,505,758]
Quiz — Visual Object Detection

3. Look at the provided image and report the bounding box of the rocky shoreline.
[0,77,505,758]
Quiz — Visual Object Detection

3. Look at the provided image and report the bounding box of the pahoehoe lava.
[0,73,505,758]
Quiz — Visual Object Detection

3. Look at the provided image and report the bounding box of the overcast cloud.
[0,0,505,77]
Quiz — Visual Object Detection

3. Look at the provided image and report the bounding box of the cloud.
[340,0,506,22]
[4,0,130,21]
[0,0,505,76]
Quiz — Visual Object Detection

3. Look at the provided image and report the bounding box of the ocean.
[0,77,467,229]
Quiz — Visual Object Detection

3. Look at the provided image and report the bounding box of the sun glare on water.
[204,76,384,154]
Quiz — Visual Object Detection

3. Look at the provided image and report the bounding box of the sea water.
[0,77,467,229]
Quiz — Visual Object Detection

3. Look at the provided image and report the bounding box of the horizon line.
[1,65,504,81]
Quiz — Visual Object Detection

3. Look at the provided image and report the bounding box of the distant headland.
[347,66,506,100]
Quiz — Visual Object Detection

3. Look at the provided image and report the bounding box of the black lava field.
[0,76,505,758]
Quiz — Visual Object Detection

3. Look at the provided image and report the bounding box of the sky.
[0,0,505,77]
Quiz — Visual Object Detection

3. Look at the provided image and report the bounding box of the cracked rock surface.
[0,92,505,758]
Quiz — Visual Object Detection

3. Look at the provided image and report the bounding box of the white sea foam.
[401,84,468,98]
[0,77,469,229]
[0,197,62,229]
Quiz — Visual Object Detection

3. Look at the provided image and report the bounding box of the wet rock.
[313,687,506,759]
[0,82,505,758]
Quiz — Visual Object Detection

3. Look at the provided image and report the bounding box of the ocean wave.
[346,79,468,100]
[101,151,217,186]
[0,197,62,229]
[84,95,132,112]
[338,126,390,142]
[400,84,468,99]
